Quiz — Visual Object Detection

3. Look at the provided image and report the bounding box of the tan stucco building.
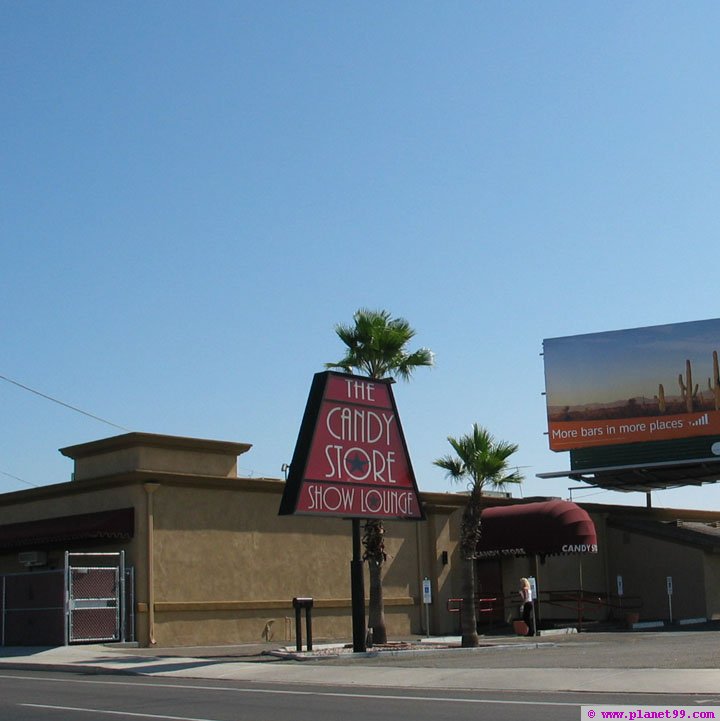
[1,432,719,647]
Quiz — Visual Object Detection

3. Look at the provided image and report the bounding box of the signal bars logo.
[690,413,710,427]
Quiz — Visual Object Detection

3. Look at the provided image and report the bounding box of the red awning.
[477,500,597,557]
[0,508,135,550]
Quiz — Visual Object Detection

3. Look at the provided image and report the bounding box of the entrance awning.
[477,500,597,558]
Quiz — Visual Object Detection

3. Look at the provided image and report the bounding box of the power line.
[568,487,613,501]
[0,373,131,432]
[0,470,38,488]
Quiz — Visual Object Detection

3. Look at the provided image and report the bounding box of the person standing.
[520,577,536,637]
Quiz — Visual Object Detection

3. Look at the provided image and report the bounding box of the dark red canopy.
[0,508,134,550]
[477,500,597,557]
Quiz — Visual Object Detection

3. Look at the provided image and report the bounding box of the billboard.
[279,371,424,519]
[543,318,720,451]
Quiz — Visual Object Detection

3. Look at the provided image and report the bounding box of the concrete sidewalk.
[1,634,719,695]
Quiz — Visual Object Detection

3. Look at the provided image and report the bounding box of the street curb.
[0,661,141,676]
[268,641,555,661]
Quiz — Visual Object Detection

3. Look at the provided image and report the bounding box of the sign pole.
[532,556,540,636]
[422,577,432,637]
[351,519,366,652]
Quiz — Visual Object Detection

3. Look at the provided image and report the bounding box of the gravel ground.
[312,631,720,669]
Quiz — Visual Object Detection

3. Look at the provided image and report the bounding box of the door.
[475,557,505,624]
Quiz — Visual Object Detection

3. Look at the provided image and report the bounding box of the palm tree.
[327,309,434,381]
[326,308,433,644]
[434,424,522,647]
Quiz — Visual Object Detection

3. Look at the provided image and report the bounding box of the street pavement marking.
[22,705,224,721]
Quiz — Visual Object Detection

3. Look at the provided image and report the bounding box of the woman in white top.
[519,577,535,636]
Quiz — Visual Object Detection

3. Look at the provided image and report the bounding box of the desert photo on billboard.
[543,318,720,451]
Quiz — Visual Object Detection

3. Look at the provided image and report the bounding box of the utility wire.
[0,373,131,432]
[571,488,612,500]
[0,470,37,488]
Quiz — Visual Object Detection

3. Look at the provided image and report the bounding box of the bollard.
[292,597,314,652]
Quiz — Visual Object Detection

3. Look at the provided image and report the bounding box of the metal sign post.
[666,576,673,623]
[422,577,432,638]
[351,519,366,652]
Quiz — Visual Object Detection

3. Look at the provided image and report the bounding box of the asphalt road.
[1,670,718,721]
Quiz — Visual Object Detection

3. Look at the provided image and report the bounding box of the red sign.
[279,372,424,520]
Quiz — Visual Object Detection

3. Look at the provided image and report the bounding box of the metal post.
[351,518,366,652]
[128,566,135,642]
[422,576,431,638]
[294,605,303,652]
[578,559,584,632]
[119,550,126,643]
[292,598,313,652]
[306,604,313,651]
[1,576,5,647]
[533,555,540,636]
[64,550,70,646]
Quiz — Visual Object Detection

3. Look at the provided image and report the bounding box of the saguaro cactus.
[708,350,720,411]
[678,359,698,413]
[655,384,666,413]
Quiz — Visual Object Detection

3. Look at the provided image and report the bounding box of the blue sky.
[3,1,720,511]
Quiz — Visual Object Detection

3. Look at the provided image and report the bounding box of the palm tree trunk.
[363,519,387,645]
[458,497,480,648]
[367,560,387,644]
[461,556,479,647]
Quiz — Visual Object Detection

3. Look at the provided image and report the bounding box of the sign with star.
[279,371,424,520]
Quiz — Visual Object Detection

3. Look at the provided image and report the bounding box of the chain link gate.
[65,551,129,644]
[0,553,133,646]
